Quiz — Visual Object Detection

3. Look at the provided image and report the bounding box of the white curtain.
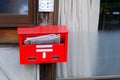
[57,0,100,78]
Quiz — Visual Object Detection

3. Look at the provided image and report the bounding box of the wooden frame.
[0,27,18,43]
[0,0,38,27]
[53,0,59,25]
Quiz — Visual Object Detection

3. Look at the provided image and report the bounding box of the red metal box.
[17,26,68,64]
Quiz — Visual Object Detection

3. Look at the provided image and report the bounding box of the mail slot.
[17,26,68,64]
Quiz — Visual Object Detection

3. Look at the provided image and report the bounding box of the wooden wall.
[0,28,18,43]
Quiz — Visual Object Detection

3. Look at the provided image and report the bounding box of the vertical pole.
[39,12,56,80]
[38,0,59,80]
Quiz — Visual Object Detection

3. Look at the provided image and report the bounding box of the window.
[0,0,38,27]
[98,0,120,30]
[96,0,120,79]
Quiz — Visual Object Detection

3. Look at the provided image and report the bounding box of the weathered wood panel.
[0,28,18,43]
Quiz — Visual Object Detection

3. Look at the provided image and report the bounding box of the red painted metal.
[17,26,68,64]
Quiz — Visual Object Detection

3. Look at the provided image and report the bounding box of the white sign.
[39,0,54,12]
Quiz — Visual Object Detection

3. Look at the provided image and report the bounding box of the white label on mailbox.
[36,49,53,52]
[36,45,53,48]
[43,52,46,58]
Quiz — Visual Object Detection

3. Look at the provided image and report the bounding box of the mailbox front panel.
[20,44,66,64]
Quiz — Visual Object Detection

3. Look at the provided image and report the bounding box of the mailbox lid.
[17,26,68,35]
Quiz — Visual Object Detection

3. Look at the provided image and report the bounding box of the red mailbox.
[17,26,68,64]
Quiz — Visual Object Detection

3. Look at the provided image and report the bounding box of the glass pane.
[96,0,120,77]
[0,0,28,15]
[99,0,120,30]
